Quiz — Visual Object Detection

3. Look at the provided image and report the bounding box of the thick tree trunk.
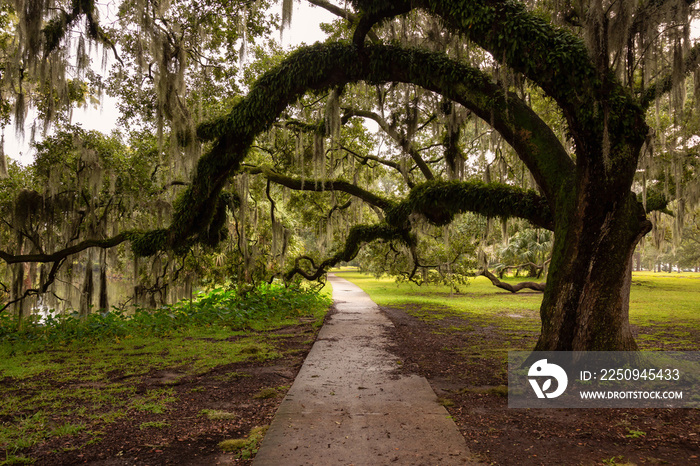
[535,191,651,351]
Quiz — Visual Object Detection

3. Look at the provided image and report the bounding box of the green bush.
[0,283,331,348]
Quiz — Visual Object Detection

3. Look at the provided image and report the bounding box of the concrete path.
[252,274,482,465]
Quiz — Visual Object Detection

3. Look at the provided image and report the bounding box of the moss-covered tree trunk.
[535,172,651,351]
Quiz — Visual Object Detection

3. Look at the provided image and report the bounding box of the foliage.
[493,228,552,277]
[0,282,331,349]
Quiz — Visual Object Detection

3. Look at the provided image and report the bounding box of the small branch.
[340,145,414,188]
[0,257,67,314]
[342,108,434,181]
[243,165,394,211]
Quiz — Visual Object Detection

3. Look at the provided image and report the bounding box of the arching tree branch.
[243,166,394,211]
[479,268,546,293]
[170,43,573,259]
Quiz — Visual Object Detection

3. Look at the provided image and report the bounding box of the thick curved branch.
[479,268,546,293]
[184,44,571,254]
[244,166,394,211]
[342,108,435,181]
[389,180,554,231]
[352,2,411,47]
[284,223,408,281]
[0,233,130,264]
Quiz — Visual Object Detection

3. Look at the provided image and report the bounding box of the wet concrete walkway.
[252,273,482,465]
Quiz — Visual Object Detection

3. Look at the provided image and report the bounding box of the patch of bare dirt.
[24,309,336,466]
[20,304,699,466]
[381,305,700,466]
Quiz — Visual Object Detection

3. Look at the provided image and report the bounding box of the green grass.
[139,420,170,430]
[336,271,700,351]
[218,425,268,459]
[0,330,288,458]
[628,272,700,324]
[199,409,238,420]
[0,283,331,463]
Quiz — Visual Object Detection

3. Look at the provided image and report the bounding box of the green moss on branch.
[159,42,568,254]
[388,180,553,230]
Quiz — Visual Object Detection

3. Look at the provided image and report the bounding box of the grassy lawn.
[0,283,331,465]
[335,270,700,351]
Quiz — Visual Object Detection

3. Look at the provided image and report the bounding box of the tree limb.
[284,223,408,281]
[243,165,394,211]
[0,233,130,264]
[389,180,554,231]
[342,107,435,181]
[479,268,546,293]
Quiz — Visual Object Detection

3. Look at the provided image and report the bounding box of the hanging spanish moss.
[313,131,325,188]
[325,88,341,146]
[0,134,7,179]
[236,173,251,272]
[79,248,94,318]
[282,0,294,31]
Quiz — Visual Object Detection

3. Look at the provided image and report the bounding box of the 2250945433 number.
[600,368,680,381]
